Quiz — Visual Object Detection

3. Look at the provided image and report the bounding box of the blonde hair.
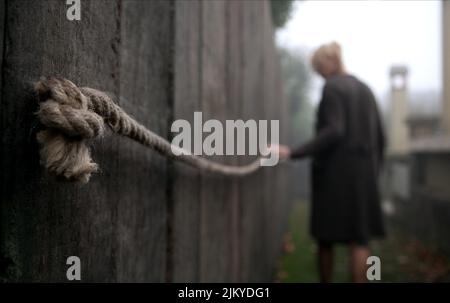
[311,41,345,74]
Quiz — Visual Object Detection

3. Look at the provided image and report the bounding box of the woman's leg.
[349,243,370,283]
[318,242,334,283]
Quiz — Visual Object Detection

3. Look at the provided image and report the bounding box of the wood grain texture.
[1,0,121,282]
[199,0,234,282]
[225,0,243,282]
[0,0,172,282]
[116,0,172,282]
[0,0,291,282]
[172,0,202,282]
[239,1,267,282]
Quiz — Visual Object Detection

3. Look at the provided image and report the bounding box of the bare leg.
[318,242,333,283]
[350,243,370,283]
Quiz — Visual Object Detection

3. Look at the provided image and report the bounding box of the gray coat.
[291,74,385,244]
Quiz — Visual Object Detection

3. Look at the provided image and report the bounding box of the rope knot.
[36,77,104,139]
[34,77,264,184]
[35,77,105,183]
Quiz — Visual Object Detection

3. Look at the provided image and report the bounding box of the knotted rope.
[35,77,266,183]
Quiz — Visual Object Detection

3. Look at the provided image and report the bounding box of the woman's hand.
[268,144,291,160]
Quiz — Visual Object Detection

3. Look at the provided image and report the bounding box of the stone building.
[387,1,450,255]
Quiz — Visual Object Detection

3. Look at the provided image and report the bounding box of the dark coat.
[291,74,386,244]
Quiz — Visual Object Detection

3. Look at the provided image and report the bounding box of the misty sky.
[276,0,442,107]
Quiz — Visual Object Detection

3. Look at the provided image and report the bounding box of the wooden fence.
[0,0,292,282]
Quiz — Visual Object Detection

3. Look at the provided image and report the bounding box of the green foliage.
[270,0,295,29]
[278,47,314,144]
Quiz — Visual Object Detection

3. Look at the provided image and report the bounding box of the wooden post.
[0,0,290,282]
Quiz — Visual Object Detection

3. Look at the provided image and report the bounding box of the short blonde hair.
[311,41,344,73]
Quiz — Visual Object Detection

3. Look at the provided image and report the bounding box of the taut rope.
[35,77,265,183]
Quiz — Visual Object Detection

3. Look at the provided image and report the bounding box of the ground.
[277,201,450,283]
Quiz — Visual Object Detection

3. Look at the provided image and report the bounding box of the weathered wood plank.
[0,0,289,283]
[116,0,173,282]
[172,0,202,282]
[238,0,268,282]
[261,0,288,279]
[1,0,121,282]
[225,0,243,282]
[200,0,234,282]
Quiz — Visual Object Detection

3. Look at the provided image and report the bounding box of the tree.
[271,0,295,29]
[278,46,314,199]
[278,47,314,144]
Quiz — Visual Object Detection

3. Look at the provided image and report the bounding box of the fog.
[277,0,442,108]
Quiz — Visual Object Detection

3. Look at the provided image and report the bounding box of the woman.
[277,42,386,283]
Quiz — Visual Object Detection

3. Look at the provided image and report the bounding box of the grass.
[277,201,450,283]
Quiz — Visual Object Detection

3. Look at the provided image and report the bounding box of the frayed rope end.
[35,77,104,183]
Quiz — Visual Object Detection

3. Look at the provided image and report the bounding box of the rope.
[34,77,266,183]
